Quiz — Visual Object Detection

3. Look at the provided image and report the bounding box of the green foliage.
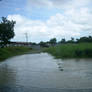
[59,36,92,44]
[44,43,92,58]
[49,38,57,45]
[60,38,66,43]
[77,36,92,43]
[0,17,16,47]
[67,37,75,43]
[39,41,49,47]
[0,47,32,61]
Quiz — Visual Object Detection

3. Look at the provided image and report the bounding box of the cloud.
[27,0,92,9]
[7,6,92,42]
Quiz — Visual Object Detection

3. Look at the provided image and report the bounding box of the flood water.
[0,53,92,92]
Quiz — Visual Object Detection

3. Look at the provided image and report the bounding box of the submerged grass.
[44,43,92,58]
[0,46,32,61]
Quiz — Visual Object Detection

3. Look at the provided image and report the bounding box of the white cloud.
[27,0,92,9]
[7,5,92,42]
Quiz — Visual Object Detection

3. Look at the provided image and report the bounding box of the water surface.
[0,53,92,91]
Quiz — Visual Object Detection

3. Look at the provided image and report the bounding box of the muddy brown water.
[0,53,92,92]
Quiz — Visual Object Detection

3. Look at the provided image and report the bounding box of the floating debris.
[59,68,64,71]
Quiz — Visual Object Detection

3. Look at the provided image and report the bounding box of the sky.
[0,0,92,42]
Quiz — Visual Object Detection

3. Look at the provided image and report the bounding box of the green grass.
[0,46,32,61]
[44,43,92,58]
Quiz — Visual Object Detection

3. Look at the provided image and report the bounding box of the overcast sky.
[0,0,92,42]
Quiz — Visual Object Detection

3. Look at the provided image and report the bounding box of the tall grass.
[44,43,92,58]
[0,46,32,61]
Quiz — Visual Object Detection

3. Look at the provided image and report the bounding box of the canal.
[0,53,92,92]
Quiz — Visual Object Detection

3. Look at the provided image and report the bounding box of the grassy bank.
[0,47,32,61]
[44,43,92,58]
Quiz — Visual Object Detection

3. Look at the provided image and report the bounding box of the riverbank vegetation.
[44,43,92,58]
[0,47,32,61]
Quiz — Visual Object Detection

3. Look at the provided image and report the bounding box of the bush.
[84,49,92,57]
[0,47,32,61]
[75,49,83,57]
[44,43,92,58]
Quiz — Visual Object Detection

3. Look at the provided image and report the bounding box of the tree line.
[39,36,92,47]
[59,36,92,44]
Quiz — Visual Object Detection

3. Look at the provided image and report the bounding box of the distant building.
[8,42,32,47]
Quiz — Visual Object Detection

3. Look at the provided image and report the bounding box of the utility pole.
[25,32,28,43]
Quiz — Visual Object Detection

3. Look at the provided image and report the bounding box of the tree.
[76,36,92,43]
[60,38,66,43]
[39,41,49,47]
[49,38,57,46]
[0,17,16,47]
[71,37,74,42]
[67,37,75,43]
